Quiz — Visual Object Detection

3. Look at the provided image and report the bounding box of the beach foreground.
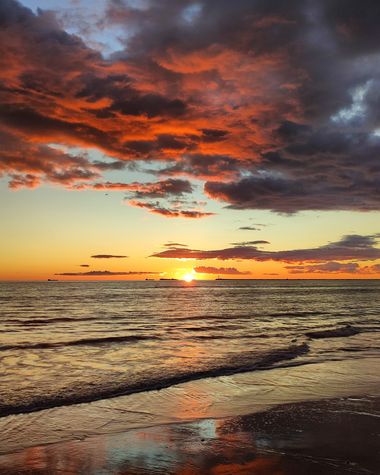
[0,357,379,474]
[0,396,378,474]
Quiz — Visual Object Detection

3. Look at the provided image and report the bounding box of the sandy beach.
[0,357,379,474]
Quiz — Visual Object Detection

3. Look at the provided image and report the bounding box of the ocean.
[1,280,379,417]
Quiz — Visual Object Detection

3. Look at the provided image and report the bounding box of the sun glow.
[182,272,195,282]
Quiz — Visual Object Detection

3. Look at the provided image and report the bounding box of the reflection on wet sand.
[0,396,379,475]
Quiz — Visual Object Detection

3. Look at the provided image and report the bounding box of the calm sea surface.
[1,280,379,416]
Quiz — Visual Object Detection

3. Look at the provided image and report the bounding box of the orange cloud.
[2,0,380,215]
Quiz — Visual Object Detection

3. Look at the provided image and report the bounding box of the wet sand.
[0,396,379,474]
[0,358,379,474]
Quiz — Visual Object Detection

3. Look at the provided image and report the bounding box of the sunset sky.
[1,0,380,280]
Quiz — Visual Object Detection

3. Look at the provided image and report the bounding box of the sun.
[182,272,195,282]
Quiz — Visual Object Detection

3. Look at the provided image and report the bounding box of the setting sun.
[182,273,195,282]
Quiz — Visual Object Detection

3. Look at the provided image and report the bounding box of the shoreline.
[0,395,379,474]
[0,341,312,418]
[0,355,379,473]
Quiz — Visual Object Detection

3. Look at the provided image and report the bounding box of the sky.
[1,0,380,280]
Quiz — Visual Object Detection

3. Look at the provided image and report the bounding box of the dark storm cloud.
[105,0,380,212]
[125,134,195,156]
[151,234,380,262]
[322,0,380,56]
[2,0,380,213]
[157,154,246,181]
[200,129,230,142]
[205,123,380,213]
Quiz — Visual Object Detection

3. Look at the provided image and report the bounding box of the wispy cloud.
[91,254,128,259]
[231,240,270,246]
[55,270,159,276]
[194,266,250,275]
[128,200,215,219]
[75,179,193,197]
[151,234,380,263]
[286,262,380,274]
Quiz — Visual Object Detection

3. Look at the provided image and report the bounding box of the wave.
[0,343,309,417]
[0,334,159,351]
[305,325,360,339]
[5,317,91,325]
[192,334,273,340]
[181,324,242,332]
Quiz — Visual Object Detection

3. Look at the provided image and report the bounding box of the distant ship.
[47,279,58,282]
[159,278,178,281]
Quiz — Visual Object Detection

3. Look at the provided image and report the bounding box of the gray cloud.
[55,270,159,276]
[286,262,360,274]
[151,234,380,263]
[194,266,250,275]
[128,200,215,218]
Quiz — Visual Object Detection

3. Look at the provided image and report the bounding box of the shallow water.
[1,394,379,474]
[1,280,379,415]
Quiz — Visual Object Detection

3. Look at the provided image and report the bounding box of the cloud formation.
[55,270,159,276]
[91,254,128,259]
[286,262,360,274]
[286,262,380,274]
[204,125,380,212]
[151,234,380,263]
[194,266,250,275]
[231,240,270,246]
[128,200,215,218]
[238,227,262,231]
[76,178,193,197]
[1,0,380,214]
